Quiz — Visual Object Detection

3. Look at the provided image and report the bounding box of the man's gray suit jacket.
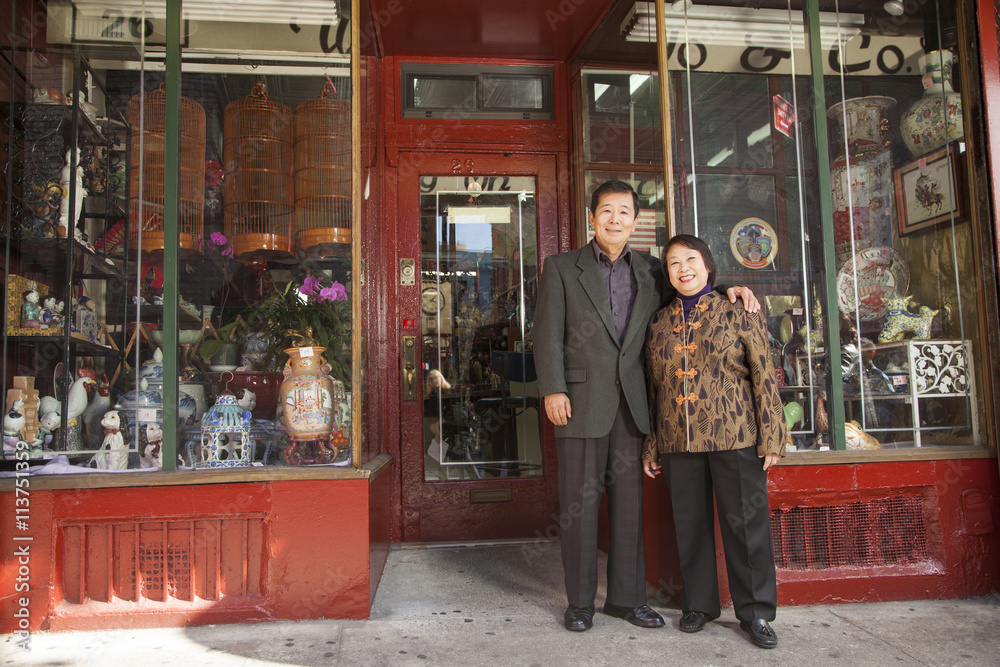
[533,245,665,440]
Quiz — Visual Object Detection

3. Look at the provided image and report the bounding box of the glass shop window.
[662,0,987,452]
[2,2,364,474]
[580,70,667,254]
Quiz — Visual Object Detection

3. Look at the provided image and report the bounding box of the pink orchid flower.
[318,281,348,302]
[301,275,322,296]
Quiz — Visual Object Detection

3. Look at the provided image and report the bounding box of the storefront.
[2,0,998,633]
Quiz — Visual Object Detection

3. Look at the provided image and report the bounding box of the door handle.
[402,335,418,401]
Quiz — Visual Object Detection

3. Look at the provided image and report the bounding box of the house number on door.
[451,158,474,174]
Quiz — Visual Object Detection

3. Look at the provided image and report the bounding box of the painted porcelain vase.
[279,346,339,441]
[827,95,896,270]
[901,50,964,157]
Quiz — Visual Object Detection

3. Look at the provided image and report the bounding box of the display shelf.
[789,339,978,448]
[3,55,132,457]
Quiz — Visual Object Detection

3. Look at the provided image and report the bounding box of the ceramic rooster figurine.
[81,374,113,449]
[92,410,128,470]
[39,375,95,424]
[39,375,95,450]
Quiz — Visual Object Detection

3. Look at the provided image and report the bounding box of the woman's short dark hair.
[662,234,716,286]
[589,180,640,218]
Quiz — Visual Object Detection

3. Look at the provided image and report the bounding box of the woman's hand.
[643,460,661,479]
[761,453,781,470]
[726,286,761,313]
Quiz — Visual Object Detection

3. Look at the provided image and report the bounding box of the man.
[533,180,758,632]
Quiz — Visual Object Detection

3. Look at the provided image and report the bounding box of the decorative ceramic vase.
[827,96,896,270]
[279,346,337,440]
[197,393,252,468]
[901,50,964,157]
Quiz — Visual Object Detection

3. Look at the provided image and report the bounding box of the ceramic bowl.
[149,329,202,346]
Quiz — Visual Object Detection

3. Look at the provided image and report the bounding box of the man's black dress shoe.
[740,618,778,648]
[679,611,711,633]
[602,603,665,628]
[564,605,594,632]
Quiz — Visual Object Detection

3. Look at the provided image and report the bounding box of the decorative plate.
[836,246,909,320]
[730,217,778,269]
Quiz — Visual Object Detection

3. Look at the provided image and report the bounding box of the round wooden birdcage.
[293,81,351,254]
[224,82,294,260]
[127,84,206,254]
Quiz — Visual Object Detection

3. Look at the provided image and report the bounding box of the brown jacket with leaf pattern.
[642,291,786,462]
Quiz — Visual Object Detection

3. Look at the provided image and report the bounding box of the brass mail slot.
[470,488,512,504]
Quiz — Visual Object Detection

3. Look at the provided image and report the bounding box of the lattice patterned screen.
[771,495,932,570]
[58,515,265,605]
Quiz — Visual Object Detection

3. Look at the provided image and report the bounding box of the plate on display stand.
[837,246,909,320]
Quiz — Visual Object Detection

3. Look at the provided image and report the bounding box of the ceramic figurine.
[93,410,128,470]
[235,388,257,420]
[3,400,27,456]
[845,420,882,450]
[813,390,830,449]
[783,401,804,433]
[41,296,65,328]
[34,412,60,451]
[797,300,824,354]
[21,289,46,329]
[139,422,164,469]
[59,148,87,238]
[32,87,63,104]
[81,374,113,449]
[65,90,99,120]
[38,375,96,451]
[878,295,939,343]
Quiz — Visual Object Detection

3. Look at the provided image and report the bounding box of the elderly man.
[533,180,758,632]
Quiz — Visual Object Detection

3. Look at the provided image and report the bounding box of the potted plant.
[198,320,244,370]
[245,273,352,387]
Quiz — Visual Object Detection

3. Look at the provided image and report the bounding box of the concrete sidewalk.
[4,542,999,666]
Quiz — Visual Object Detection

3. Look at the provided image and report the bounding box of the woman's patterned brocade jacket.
[642,291,787,462]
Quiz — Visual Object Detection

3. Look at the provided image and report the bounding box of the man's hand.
[643,460,661,479]
[727,286,761,313]
[544,393,572,426]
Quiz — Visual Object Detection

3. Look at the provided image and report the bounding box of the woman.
[642,235,785,649]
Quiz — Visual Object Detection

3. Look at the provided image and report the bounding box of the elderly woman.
[642,234,785,649]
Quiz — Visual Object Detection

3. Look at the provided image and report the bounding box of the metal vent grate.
[58,515,265,605]
[771,495,931,569]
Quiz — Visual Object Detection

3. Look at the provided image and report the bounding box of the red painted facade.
[1,469,393,632]
[640,458,1000,608]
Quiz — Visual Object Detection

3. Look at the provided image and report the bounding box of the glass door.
[398,152,559,542]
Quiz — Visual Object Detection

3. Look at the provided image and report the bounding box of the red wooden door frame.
[396,150,560,542]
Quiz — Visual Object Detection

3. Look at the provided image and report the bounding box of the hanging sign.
[773,94,795,138]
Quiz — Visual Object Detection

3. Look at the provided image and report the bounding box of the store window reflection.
[661,0,983,451]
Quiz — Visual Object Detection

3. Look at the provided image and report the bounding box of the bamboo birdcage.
[127,84,206,254]
[293,81,351,253]
[224,83,294,260]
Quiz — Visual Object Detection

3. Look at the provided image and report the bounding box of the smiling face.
[665,243,710,296]
[589,191,638,261]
